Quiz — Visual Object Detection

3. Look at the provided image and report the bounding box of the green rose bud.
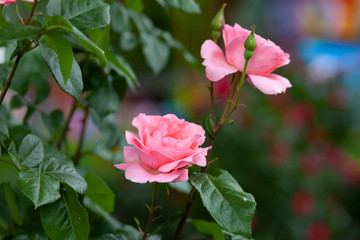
[210,3,226,42]
[244,50,253,60]
[244,25,257,60]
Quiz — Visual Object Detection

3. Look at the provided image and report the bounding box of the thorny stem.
[226,59,249,119]
[209,82,216,127]
[0,158,14,166]
[0,0,39,105]
[174,58,250,240]
[143,183,159,240]
[0,54,22,105]
[217,74,237,126]
[56,99,77,149]
[25,0,38,25]
[73,105,90,166]
[174,137,216,240]
[174,84,218,240]
[173,187,197,240]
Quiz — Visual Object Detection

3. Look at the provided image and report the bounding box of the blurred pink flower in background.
[306,221,331,240]
[299,151,325,176]
[268,140,292,166]
[0,0,34,4]
[114,113,210,183]
[291,190,315,217]
[201,24,291,95]
[283,102,315,129]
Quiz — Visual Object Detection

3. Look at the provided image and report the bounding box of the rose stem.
[73,105,90,166]
[56,99,78,149]
[0,54,22,105]
[174,57,250,240]
[0,158,14,166]
[25,0,38,25]
[143,182,159,240]
[0,0,38,105]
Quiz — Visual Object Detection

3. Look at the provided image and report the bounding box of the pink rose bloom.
[114,113,210,183]
[0,0,34,4]
[201,24,291,95]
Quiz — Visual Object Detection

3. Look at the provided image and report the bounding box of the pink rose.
[201,24,291,95]
[114,113,210,183]
[0,0,34,4]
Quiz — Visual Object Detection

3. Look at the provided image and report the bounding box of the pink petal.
[171,170,189,183]
[192,153,207,167]
[126,131,175,166]
[223,23,250,53]
[163,114,181,121]
[114,163,132,170]
[248,74,292,95]
[200,40,238,82]
[123,146,140,163]
[246,39,290,74]
[158,147,209,172]
[123,163,188,183]
[225,26,290,75]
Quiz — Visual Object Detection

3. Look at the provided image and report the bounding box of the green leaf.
[141,33,170,74]
[45,15,107,64]
[167,181,192,194]
[97,234,120,240]
[0,116,9,138]
[85,172,115,212]
[12,234,47,240]
[124,0,144,12]
[0,215,7,232]
[44,31,74,83]
[39,157,88,195]
[203,114,215,139]
[18,170,61,209]
[3,183,22,225]
[106,52,138,90]
[46,0,110,30]
[191,219,224,240]
[119,31,138,51]
[91,114,121,149]
[156,0,200,13]
[41,43,83,100]
[0,23,43,43]
[18,156,87,208]
[110,3,131,33]
[8,141,22,171]
[86,26,110,51]
[83,197,122,231]
[10,95,25,109]
[190,169,256,238]
[41,109,65,135]
[41,184,89,240]
[159,31,196,65]
[9,125,32,146]
[88,81,119,117]
[151,213,182,236]
[20,134,44,168]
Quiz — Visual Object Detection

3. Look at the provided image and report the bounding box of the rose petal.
[200,40,238,82]
[171,170,189,183]
[158,147,209,172]
[123,163,188,183]
[223,23,250,56]
[248,74,292,95]
[113,163,132,170]
[122,146,140,163]
[225,25,290,75]
[127,131,176,166]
